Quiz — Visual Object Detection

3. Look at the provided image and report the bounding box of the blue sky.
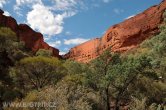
[0,0,162,54]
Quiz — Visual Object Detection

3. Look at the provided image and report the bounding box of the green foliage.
[18,80,100,110]
[63,60,93,87]
[12,50,28,61]
[131,76,166,105]
[36,49,52,57]
[63,60,87,75]
[64,74,85,85]
[19,56,61,66]
[123,10,166,109]
[129,98,166,110]
[0,27,28,62]
[0,27,26,107]
[23,90,39,102]
[89,49,120,89]
[0,27,17,40]
[129,97,147,110]
[0,27,17,50]
[14,56,66,91]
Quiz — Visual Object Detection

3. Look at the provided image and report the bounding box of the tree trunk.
[114,75,138,110]
[105,88,111,110]
[114,91,121,110]
[115,98,119,110]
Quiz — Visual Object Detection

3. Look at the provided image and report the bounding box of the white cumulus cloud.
[64,38,89,45]
[47,40,62,48]
[27,4,75,36]
[0,0,7,8]
[3,11,10,16]
[59,51,67,55]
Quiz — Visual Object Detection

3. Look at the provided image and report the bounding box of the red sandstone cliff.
[0,9,60,58]
[65,0,166,63]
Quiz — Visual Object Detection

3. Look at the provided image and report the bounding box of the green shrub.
[14,56,66,91]
[36,49,52,57]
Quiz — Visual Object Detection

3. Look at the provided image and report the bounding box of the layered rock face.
[0,10,60,58]
[65,0,166,63]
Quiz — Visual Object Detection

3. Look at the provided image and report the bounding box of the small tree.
[89,48,121,110]
[89,47,156,110]
[14,56,66,91]
[107,55,153,110]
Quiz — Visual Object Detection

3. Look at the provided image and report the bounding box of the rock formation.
[65,0,166,63]
[1,0,166,62]
[0,9,60,58]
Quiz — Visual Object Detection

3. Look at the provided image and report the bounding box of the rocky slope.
[0,9,60,58]
[65,0,166,63]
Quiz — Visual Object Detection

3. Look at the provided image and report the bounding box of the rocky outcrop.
[65,0,166,63]
[0,9,60,58]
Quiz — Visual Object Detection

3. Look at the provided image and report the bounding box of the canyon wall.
[0,9,60,58]
[65,0,166,63]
